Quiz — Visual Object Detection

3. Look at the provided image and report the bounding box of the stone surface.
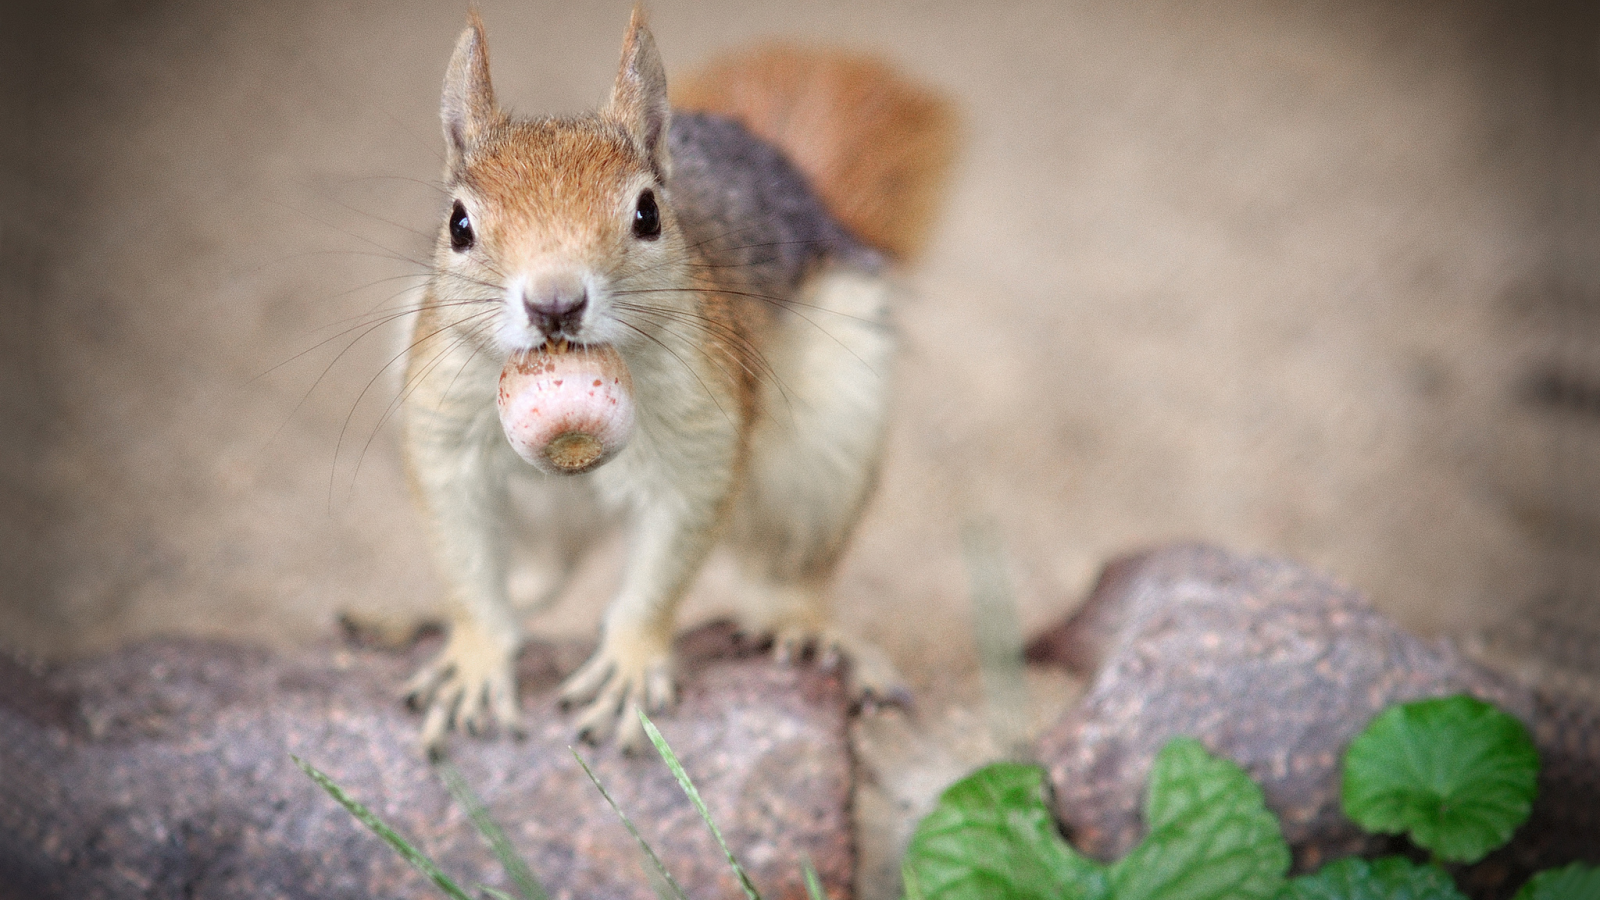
[0,625,853,900]
[1027,543,1600,890]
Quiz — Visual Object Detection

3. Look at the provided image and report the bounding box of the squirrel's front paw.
[403,626,521,755]
[558,634,675,752]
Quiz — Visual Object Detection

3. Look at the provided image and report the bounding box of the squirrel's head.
[432,7,683,355]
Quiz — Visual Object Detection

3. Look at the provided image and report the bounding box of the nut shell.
[497,343,635,475]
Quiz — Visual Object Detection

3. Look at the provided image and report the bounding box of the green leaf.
[434,758,548,900]
[901,762,1109,900]
[1342,695,1539,863]
[1277,856,1467,900]
[1512,863,1600,900]
[1108,738,1291,900]
[639,711,763,900]
[292,755,474,900]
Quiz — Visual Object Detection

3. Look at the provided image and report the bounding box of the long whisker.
[622,306,802,430]
[268,301,442,459]
[436,267,512,295]
[258,295,494,385]
[612,301,796,411]
[264,197,438,273]
[351,311,502,490]
[324,270,437,306]
[614,283,878,325]
[619,284,883,379]
[381,311,497,438]
[334,173,451,197]
[366,302,500,432]
[613,319,735,429]
[320,190,440,244]
[599,225,886,329]
[331,307,497,506]
[436,315,504,413]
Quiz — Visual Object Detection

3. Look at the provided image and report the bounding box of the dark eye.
[632,189,661,240]
[448,200,474,251]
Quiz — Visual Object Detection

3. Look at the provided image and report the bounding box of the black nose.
[525,286,587,339]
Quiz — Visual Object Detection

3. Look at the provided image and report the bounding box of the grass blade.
[640,711,762,900]
[292,754,474,900]
[802,857,828,900]
[640,855,686,900]
[902,859,926,900]
[571,748,691,900]
[961,520,1030,760]
[434,758,548,900]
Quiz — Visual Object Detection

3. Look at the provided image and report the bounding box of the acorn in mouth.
[496,341,635,475]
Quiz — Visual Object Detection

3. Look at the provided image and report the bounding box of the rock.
[0,624,853,900]
[1460,685,1600,899]
[1026,544,1545,874]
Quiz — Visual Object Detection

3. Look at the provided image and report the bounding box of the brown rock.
[0,624,852,900]
[1028,544,1539,872]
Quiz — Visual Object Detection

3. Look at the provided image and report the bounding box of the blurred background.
[2,0,1597,887]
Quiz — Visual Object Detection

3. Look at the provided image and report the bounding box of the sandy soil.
[4,1,1596,896]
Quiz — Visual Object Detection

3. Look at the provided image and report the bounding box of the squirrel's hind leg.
[732,266,908,707]
[734,577,911,710]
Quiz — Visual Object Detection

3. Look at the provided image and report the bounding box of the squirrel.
[399,6,956,753]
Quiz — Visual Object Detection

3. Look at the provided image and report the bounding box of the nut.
[497,342,635,475]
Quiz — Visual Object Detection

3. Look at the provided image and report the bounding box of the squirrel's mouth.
[529,325,584,348]
[495,313,607,358]
[539,337,581,353]
[520,336,617,359]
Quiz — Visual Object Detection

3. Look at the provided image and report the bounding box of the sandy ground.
[5,1,1597,896]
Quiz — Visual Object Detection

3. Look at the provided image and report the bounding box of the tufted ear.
[441,9,497,168]
[605,6,672,180]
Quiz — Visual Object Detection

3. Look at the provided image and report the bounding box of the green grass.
[297,708,843,900]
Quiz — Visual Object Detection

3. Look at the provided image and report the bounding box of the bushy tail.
[672,45,958,262]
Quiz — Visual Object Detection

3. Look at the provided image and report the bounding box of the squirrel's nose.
[523,281,588,339]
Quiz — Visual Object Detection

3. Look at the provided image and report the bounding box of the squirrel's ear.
[441,10,497,166]
[606,6,672,180]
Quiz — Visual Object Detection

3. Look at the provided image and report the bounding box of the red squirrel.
[401,6,955,752]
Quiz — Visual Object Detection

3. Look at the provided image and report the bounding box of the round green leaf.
[902,762,1109,900]
[1341,695,1539,863]
[1512,863,1600,900]
[1109,738,1291,900]
[1278,856,1466,900]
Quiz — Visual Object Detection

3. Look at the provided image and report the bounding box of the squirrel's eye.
[448,201,474,251]
[632,189,661,240]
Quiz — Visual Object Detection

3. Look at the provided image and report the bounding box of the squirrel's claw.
[560,640,675,753]
[841,638,912,714]
[404,629,523,755]
[762,623,913,714]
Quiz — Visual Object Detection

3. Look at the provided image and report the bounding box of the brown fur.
[673,45,959,260]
